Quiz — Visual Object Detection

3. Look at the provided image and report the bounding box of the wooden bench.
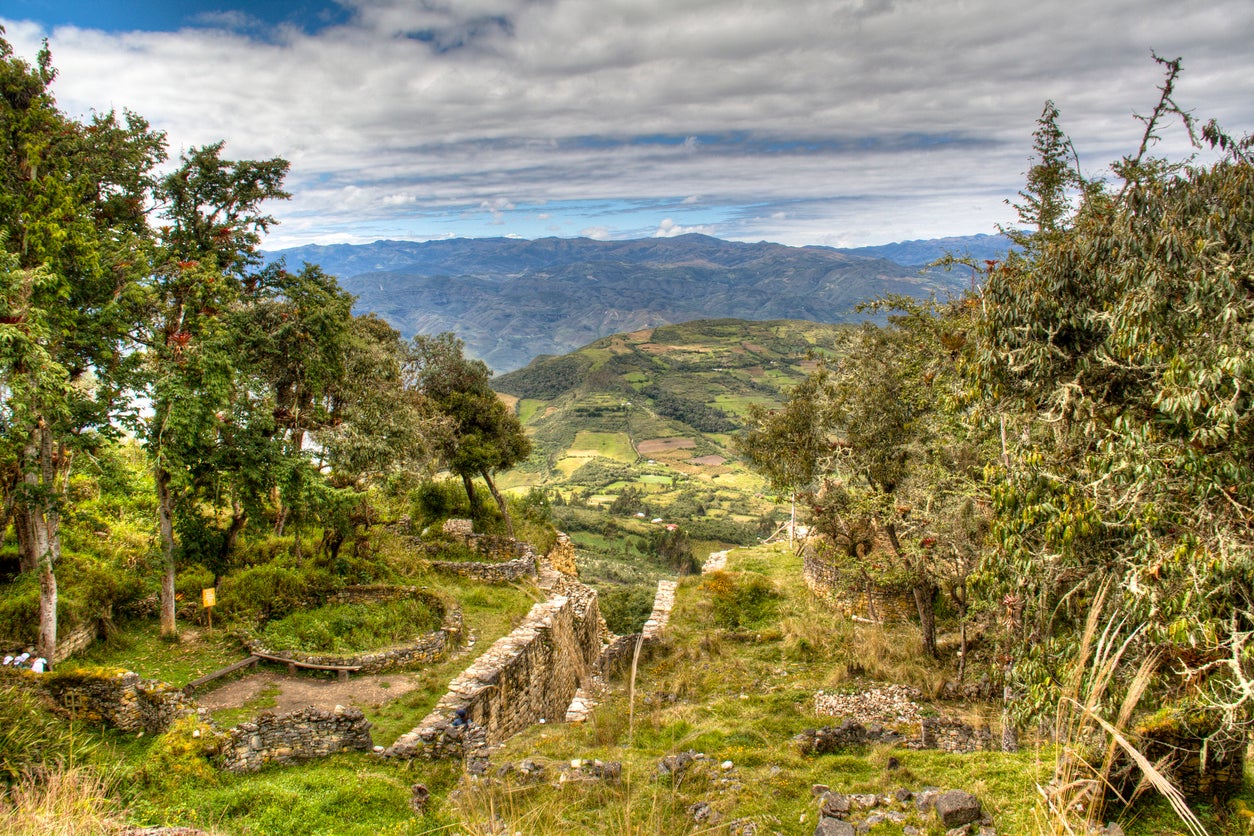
[183,655,260,695]
[252,651,363,682]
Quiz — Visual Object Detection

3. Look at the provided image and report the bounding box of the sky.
[3,0,1252,249]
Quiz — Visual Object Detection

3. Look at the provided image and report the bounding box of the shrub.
[597,584,656,634]
[216,563,339,622]
[410,479,471,529]
[701,570,778,629]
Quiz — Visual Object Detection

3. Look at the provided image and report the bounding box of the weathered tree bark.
[480,468,513,538]
[155,463,178,639]
[884,520,939,658]
[14,425,64,660]
[461,472,481,519]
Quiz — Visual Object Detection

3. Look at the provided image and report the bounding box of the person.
[450,708,468,728]
[29,657,47,673]
[2,655,12,666]
[11,652,30,668]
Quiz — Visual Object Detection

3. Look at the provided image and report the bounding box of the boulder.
[934,790,982,829]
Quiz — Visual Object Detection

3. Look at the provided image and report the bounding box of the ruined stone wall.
[803,550,915,624]
[546,533,579,576]
[39,669,196,735]
[246,587,463,673]
[218,706,373,773]
[428,551,536,583]
[384,590,603,760]
[596,579,677,681]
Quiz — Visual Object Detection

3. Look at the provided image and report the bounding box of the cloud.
[3,0,1252,247]
[654,218,715,238]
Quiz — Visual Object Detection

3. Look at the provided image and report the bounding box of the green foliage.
[138,715,219,793]
[410,478,471,528]
[646,526,698,574]
[641,384,737,433]
[699,570,778,630]
[0,682,90,784]
[971,61,1254,690]
[215,562,339,622]
[596,583,657,634]
[257,598,441,653]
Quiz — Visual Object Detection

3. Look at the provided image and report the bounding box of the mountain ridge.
[265,233,1010,371]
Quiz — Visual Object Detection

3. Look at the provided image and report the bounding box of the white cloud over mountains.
[4,0,1252,247]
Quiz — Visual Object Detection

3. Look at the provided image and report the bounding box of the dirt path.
[197,669,422,716]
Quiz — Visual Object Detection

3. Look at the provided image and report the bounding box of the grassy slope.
[32,541,1252,835]
[494,318,848,521]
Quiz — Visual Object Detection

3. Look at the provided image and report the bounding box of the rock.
[894,788,914,803]
[409,783,430,813]
[818,791,851,817]
[689,801,712,823]
[811,784,830,797]
[658,750,696,778]
[814,818,856,836]
[915,788,942,813]
[934,790,982,829]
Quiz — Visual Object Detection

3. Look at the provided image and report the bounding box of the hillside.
[268,235,974,371]
[488,318,848,575]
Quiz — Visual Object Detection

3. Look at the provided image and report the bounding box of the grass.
[568,431,637,463]
[62,620,244,686]
[258,598,442,654]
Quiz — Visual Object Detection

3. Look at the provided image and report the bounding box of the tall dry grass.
[1032,585,1208,836]
[0,764,126,836]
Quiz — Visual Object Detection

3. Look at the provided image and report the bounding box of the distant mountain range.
[266,233,1011,372]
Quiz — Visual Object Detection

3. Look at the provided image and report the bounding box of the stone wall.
[597,579,677,681]
[218,705,373,773]
[426,531,540,583]
[546,533,579,576]
[55,620,101,664]
[428,550,537,583]
[246,586,462,673]
[384,589,603,761]
[39,669,197,735]
[803,549,915,623]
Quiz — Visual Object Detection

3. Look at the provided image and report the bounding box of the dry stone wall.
[428,526,540,582]
[246,586,462,673]
[218,705,373,772]
[384,589,603,761]
[39,669,197,735]
[803,549,915,623]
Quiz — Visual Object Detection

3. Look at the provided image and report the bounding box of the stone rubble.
[812,786,995,835]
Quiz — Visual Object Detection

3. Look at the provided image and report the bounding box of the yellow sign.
[202,588,216,608]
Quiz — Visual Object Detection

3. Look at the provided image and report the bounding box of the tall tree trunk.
[15,425,62,661]
[216,502,247,582]
[155,463,178,639]
[461,472,481,519]
[912,580,939,659]
[480,468,513,538]
[884,521,939,658]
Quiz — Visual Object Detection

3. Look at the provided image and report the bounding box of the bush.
[216,563,339,622]
[596,584,656,634]
[410,479,471,529]
[701,570,778,629]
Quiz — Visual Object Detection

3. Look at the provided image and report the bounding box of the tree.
[405,333,530,536]
[971,57,1254,729]
[739,298,988,660]
[0,35,164,659]
[735,370,836,548]
[140,142,289,637]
